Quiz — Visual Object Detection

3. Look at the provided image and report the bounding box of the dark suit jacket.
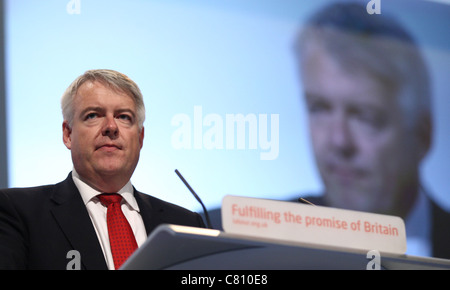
[0,173,205,270]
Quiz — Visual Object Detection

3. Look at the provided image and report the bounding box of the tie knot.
[98,193,123,207]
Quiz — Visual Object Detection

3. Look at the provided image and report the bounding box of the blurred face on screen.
[63,81,144,192]
[300,45,421,216]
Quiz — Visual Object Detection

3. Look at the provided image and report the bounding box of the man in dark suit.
[0,69,205,269]
[206,2,450,260]
[294,2,450,259]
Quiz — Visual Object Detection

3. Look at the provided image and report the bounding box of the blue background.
[4,0,450,219]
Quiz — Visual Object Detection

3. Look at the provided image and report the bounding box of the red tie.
[98,193,138,269]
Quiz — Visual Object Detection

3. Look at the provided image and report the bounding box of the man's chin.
[93,163,128,177]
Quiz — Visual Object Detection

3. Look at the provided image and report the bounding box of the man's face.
[63,81,144,192]
[301,48,421,214]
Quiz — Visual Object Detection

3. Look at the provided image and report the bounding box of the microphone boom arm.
[175,169,213,229]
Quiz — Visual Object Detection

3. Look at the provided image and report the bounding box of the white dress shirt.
[71,169,147,270]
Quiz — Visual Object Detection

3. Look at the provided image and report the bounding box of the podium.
[121,224,450,270]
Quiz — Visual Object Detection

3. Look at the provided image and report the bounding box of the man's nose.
[102,115,119,138]
[329,113,355,158]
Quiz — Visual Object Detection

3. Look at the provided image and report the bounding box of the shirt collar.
[71,169,140,212]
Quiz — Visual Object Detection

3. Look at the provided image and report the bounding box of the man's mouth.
[96,144,122,151]
[326,163,364,184]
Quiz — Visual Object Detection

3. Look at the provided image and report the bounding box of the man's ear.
[62,121,72,150]
[139,126,144,149]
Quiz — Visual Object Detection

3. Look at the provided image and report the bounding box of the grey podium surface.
[121,224,450,270]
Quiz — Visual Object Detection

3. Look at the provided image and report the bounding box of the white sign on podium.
[221,195,407,255]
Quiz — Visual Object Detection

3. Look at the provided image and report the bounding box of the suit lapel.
[50,174,108,270]
[431,200,450,259]
[134,190,160,235]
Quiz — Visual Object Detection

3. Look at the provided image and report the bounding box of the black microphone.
[175,169,213,229]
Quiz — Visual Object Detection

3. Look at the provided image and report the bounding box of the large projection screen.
[3,0,450,258]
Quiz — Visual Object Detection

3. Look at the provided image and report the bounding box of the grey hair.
[61,69,145,129]
[295,2,431,130]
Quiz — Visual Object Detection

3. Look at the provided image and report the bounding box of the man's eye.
[356,113,386,129]
[308,100,330,113]
[118,114,132,122]
[85,113,98,120]
[350,107,387,130]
